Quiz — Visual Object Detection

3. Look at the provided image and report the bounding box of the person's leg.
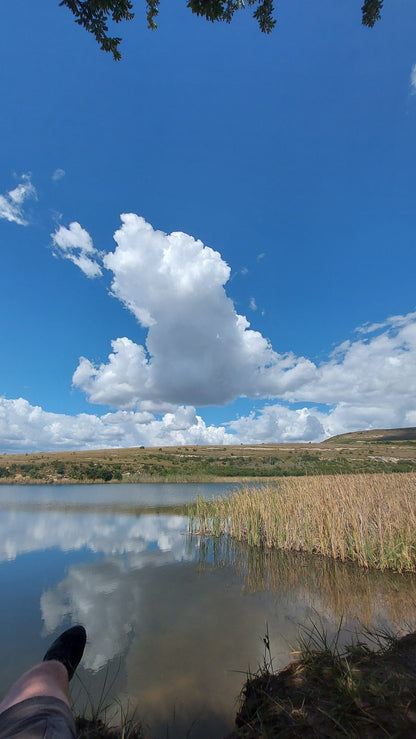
[0,661,70,715]
[0,625,86,716]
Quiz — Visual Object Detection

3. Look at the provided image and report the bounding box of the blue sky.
[1,0,416,451]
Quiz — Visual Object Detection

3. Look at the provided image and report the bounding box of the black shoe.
[43,625,87,681]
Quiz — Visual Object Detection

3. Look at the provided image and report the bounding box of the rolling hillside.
[1,427,416,484]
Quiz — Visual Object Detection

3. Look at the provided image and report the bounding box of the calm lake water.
[1,482,416,738]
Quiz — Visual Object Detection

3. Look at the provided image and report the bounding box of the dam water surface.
[0,482,416,738]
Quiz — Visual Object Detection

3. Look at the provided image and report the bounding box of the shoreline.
[226,629,416,737]
[0,475,279,485]
[74,629,416,738]
[1,432,416,484]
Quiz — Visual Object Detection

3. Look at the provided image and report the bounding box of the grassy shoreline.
[1,428,416,484]
[75,627,416,738]
[189,473,416,572]
[227,628,416,737]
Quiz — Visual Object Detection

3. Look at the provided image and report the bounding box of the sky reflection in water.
[0,483,415,738]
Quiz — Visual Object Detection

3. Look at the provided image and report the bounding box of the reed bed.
[189,473,416,572]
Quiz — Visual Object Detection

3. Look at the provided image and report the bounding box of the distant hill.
[323,427,416,444]
[1,427,416,483]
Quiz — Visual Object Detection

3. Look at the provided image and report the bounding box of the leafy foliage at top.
[60,1,134,59]
[361,0,384,27]
[60,0,385,59]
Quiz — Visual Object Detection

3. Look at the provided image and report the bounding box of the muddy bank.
[227,631,416,737]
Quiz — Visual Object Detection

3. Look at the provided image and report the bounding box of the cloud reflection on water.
[40,528,194,671]
[1,490,416,737]
[0,511,189,562]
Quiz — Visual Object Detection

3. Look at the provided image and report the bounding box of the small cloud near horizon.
[256,252,265,262]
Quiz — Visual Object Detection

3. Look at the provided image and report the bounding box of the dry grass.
[189,473,416,572]
[228,627,416,738]
[2,428,416,484]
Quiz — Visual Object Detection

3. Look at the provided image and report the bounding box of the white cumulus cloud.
[51,221,102,278]
[228,398,415,445]
[71,214,315,408]
[44,212,416,446]
[284,312,416,409]
[2,303,416,454]
[228,404,326,443]
[0,397,234,453]
[227,312,416,443]
[0,174,37,225]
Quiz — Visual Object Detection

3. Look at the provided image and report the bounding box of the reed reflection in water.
[1,481,416,738]
[196,535,416,629]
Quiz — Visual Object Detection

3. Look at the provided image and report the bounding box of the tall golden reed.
[190,473,416,572]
